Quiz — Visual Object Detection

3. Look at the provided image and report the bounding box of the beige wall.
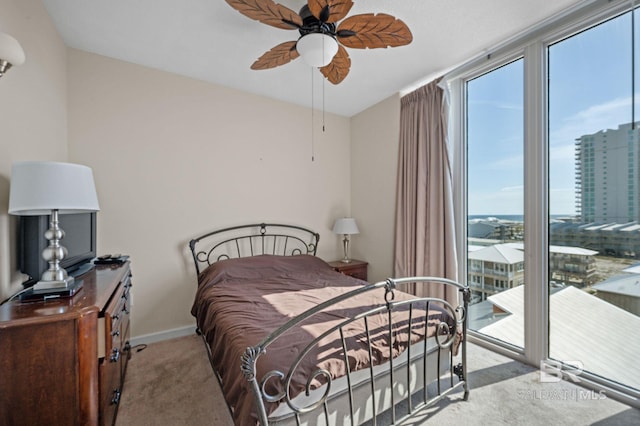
[67,49,352,338]
[0,0,400,340]
[350,95,401,283]
[0,0,68,302]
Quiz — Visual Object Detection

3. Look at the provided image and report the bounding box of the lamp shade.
[0,32,26,66]
[8,161,100,216]
[296,33,339,67]
[333,218,359,235]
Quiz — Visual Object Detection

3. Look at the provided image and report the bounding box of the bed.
[189,223,469,425]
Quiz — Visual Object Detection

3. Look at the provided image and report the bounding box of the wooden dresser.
[0,262,132,426]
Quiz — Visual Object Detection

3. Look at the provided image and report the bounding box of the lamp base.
[33,275,75,291]
[341,235,353,264]
[20,279,83,302]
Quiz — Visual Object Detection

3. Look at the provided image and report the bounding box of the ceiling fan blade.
[320,45,350,84]
[307,0,353,23]
[226,0,302,30]
[336,13,413,49]
[251,41,300,70]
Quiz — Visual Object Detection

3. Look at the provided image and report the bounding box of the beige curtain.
[394,77,458,302]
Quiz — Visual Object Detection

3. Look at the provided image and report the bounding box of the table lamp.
[8,161,100,294]
[333,218,359,263]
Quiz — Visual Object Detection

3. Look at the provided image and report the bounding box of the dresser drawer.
[119,274,132,378]
[100,350,121,426]
[102,286,124,358]
[98,271,131,359]
[97,267,132,425]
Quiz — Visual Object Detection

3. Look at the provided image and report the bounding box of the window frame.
[446,0,640,406]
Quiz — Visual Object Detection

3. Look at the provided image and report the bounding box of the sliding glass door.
[548,8,640,391]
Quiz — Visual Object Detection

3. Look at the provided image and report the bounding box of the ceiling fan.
[225,0,413,84]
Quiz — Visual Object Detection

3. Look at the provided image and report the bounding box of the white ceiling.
[41,0,584,117]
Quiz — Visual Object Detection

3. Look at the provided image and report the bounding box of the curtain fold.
[394,77,458,303]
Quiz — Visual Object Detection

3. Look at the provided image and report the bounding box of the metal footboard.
[242,277,470,425]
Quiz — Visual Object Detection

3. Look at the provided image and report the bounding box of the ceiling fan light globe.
[297,33,338,67]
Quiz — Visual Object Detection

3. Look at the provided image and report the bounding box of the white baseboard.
[129,324,197,347]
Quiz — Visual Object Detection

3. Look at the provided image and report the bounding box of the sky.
[466,9,638,216]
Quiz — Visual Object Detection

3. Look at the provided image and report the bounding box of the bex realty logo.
[517,360,607,401]
[540,359,584,383]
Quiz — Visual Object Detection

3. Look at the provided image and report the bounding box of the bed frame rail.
[242,276,470,425]
[189,223,320,276]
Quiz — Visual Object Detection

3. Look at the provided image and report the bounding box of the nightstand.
[328,259,368,282]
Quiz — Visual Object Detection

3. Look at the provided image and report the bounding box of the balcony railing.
[468,267,513,277]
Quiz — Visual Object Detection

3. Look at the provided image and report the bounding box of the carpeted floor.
[116,333,639,425]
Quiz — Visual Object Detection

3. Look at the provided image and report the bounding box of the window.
[450,0,640,400]
[466,58,524,346]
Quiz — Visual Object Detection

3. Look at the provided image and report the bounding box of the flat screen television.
[18,212,97,287]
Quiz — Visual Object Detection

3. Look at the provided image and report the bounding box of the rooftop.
[478,285,640,389]
[593,275,640,298]
[504,242,598,256]
[468,244,524,264]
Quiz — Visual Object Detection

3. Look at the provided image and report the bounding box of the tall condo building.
[575,122,640,223]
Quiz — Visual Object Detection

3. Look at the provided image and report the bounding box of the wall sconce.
[0,32,26,78]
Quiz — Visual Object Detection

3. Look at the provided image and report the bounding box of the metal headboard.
[189,223,320,276]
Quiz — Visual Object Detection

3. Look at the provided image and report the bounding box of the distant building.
[592,275,640,316]
[550,220,640,258]
[468,217,523,241]
[504,242,598,287]
[468,242,597,301]
[548,245,599,286]
[575,122,640,223]
[546,122,640,258]
[467,244,524,302]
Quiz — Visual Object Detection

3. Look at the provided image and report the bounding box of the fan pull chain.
[323,74,326,132]
[322,34,327,133]
[311,67,315,162]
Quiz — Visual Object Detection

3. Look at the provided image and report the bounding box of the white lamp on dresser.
[8,161,100,295]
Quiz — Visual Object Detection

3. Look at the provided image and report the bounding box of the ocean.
[468,214,575,222]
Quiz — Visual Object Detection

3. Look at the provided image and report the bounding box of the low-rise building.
[551,220,640,258]
[468,242,598,302]
[468,244,524,302]
[504,242,598,287]
[592,275,640,316]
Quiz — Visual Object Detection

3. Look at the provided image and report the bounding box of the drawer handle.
[112,314,120,321]
[112,330,120,337]
[110,348,121,363]
[111,389,121,405]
